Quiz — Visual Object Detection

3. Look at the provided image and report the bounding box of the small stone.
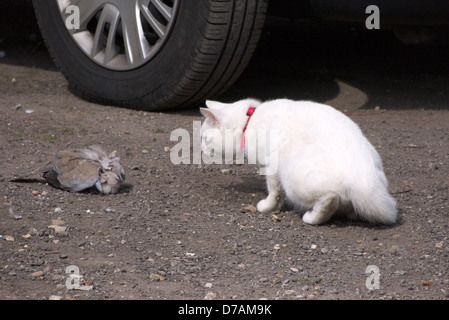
[221,169,232,174]
[48,225,67,234]
[43,266,52,274]
[204,283,213,288]
[51,219,65,226]
[245,205,257,213]
[6,235,14,242]
[204,292,216,300]
[422,280,434,286]
[271,214,281,222]
[78,284,93,291]
[284,290,296,295]
[54,207,63,213]
[27,228,38,236]
[141,149,149,154]
[31,260,44,266]
[31,190,40,196]
[290,267,299,272]
[151,273,165,281]
[435,241,443,248]
[31,271,44,278]
[274,244,281,251]
[320,248,329,254]
[311,244,317,249]
[49,295,63,300]
[389,245,399,255]
[9,208,22,220]
[104,208,115,213]
[164,146,170,152]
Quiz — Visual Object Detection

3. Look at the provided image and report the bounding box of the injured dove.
[32,145,125,194]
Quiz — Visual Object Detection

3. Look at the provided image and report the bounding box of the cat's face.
[200,101,229,156]
[200,99,261,157]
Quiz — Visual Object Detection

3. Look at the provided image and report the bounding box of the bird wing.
[48,150,101,192]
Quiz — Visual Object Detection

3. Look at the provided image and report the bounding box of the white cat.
[200,98,397,225]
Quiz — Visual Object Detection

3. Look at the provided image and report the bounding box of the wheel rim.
[57,0,179,71]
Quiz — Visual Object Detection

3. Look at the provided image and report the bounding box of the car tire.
[32,0,267,110]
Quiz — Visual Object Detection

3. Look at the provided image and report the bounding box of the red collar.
[240,107,257,149]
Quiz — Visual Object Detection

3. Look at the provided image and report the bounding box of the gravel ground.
[0,1,448,300]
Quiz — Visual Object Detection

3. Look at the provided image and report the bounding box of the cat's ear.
[200,108,222,126]
[205,100,227,110]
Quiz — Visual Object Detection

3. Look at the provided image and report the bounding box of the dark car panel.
[310,0,449,26]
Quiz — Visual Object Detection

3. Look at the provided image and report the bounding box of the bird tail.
[9,161,52,182]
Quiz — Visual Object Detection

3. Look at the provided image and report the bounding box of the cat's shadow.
[230,175,267,194]
[229,176,402,229]
[282,206,403,229]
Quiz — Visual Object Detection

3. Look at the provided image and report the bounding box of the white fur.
[200,99,397,225]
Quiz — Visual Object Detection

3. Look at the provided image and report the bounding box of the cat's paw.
[302,211,320,225]
[257,199,277,212]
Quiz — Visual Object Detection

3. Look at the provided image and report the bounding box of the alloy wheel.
[57,0,179,70]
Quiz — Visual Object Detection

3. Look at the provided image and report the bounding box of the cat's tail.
[350,180,398,225]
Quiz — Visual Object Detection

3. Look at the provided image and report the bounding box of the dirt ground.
[1,1,448,300]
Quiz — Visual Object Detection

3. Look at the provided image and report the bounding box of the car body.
[270,1,449,26]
